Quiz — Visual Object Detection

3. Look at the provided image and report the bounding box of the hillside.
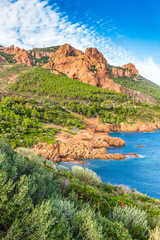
[1,43,160,105]
[1,142,160,240]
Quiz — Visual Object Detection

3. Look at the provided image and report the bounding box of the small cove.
[59,131,160,199]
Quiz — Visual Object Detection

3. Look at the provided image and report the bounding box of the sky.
[1,0,160,84]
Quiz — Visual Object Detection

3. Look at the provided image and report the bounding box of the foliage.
[1,142,160,239]
[0,96,84,148]
[110,205,148,238]
[72,166,102,185]
[0,51,16,63]
[31,45,60,52]
[107,64,160,102]
[10,67,129,103]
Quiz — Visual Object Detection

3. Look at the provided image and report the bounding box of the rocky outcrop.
[13,49,32,66]
[112,64,139,79]
[44,44,124,93]
[122,63,139,77]
[104,121,160,132]
[2,45,32,66]
[85,47,108,64]
[34,131,126,162]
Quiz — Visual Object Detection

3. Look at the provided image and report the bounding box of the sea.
[59,131,160,199]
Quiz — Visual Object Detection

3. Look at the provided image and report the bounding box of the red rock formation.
[112,63,139,79]
[122,63,139,77]
[105,121,160,133]
[13,49,32,66]
[85,47,108,64]
[44,44,124,93]
[112,68,124,78]
[2,45,32,66]
[34,131,126,162]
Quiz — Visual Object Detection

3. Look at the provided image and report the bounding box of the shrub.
[72,166,102,185]
[110,205,148,238]
[72,205,103,240]
[98,215,132,239]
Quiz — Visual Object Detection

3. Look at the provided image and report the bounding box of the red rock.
[122,63,139,77]
[44,43,124,93]
[136,145,144,147]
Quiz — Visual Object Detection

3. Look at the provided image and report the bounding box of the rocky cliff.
[112,63,139,78]
[2,45,32,66]
[43,44,124,93]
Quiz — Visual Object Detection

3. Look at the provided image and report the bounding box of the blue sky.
[1,0,160,84]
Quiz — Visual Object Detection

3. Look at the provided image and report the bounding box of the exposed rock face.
[44,44,124,93]
[105,121,160,132]
[2,45,32,66]
[85,47,108,64]
[34,131,126,162]
[122,63,139,77]
[112,68,124,78]
[112,63,139,79]
[13,49,32,66]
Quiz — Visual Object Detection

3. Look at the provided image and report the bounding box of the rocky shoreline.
[34,130,139,163]
[33,120,159,163]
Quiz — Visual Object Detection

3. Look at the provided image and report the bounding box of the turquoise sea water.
[59,131,160,199]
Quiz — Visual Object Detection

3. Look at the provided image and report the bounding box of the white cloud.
[0,0,160,85]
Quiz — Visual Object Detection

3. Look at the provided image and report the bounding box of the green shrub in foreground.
[110,205,148,239]
[72,166,102,185]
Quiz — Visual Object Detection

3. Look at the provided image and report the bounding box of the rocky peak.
[112,63,139,78]
[122,63,139,76]
[44,43,124,93]
[85,47,108,64]
[2,45,32,66]
[54,43,82,58]
[13,49,32,66]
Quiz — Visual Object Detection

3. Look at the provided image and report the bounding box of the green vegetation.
[0,51,16,63]
[107,64,160,102]
[10,67,129,103]
[1,142,160,239]
[66,101,159,124]
[0,96,84,148]
[9,67,160,125]
[31,45,60,52]
[0,64,31,80]
[72,166,102,185]
[88,65,98,72]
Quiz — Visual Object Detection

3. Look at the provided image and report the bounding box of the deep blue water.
[59,131,160,199]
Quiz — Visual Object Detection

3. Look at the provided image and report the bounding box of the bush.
[110,205,148,238]
[98,215,132,239]
[72,205,103,240]
[72,166,102,185]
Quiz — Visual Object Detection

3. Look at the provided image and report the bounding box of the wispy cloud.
[0,0,160,84]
